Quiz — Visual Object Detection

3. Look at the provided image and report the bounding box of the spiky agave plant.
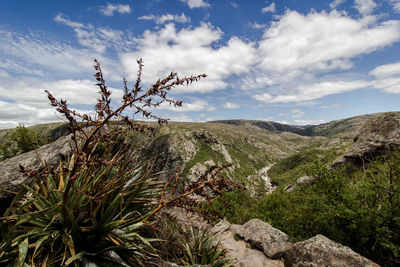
[0,144,163,266]
[182,226,232,267]
[0,59,207,266]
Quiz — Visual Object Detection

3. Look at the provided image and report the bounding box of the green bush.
[214,152,400,266]
[0,123,51,161]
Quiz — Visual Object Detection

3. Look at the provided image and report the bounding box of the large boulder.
[212,219,284,267]
[232,219,292,259]
[0,135,74,200]
[284,234,380,267]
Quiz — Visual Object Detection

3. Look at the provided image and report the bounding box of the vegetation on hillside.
[208,148,400,266]
[0,124,51,161]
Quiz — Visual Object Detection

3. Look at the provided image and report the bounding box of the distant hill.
[210,112,383,137]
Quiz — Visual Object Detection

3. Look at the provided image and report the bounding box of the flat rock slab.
[285,234,380,267]
[232,218,292,259]
[212,220,284,267]
[0,135,74,199]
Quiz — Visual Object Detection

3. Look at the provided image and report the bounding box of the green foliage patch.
[0,123,51,161]
[211,150,400,266]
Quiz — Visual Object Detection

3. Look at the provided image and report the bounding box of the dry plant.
[0,59,236,266]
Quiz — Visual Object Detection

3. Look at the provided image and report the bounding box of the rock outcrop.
[210,219,380,267]
[232,219,292,259]
[296,175,314,185]
[0,134,74,200]
[211,220,284,267]
[334,112,400,166]
[285,234,380,267]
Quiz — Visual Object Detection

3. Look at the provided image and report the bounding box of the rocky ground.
[167,206,380,267]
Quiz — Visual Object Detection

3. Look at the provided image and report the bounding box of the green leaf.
[32,234,50,259]
[65,252,86,266]
[17,237,28,267]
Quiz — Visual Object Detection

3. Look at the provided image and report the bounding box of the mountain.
[1,111,399,266]
[0,112,390,192]
[210,112,381,137]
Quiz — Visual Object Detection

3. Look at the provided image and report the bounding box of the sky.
[1,0,400,129]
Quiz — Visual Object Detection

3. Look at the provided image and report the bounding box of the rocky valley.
[1,111,399,266]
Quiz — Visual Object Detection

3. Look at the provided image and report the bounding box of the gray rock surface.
[285,234,380,267]
[296,175,314,185]
[0,135,74,199]
[212,219,284,267]
[334,112,400,166]
[232,219,292,259]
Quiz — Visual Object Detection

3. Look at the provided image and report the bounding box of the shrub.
[0,124,50,161]
[218,154,400,266]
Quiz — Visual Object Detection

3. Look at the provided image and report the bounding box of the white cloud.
[0,78,124,129]
[252,59,400,104]
[222,102,240,109]
[180,0,210,9]
[0,70,9,78]
[373,77,400,93]
[391,0,400,13]
[290,109,305,118]
[330,0,346,9]
[0,80,123,106]
[262,2,276,13]
[276,120,290,125]
[293,119,327,125]
[257,10,400,74]
[0,29,102,78]
[99,4,131,16]
[257,116,274,121]
[54,14,133,54]
[231,2,239,8]
[370,62,400,78]
[253,80,371,103]
[166,113,194,122]
[120,23,256,93]
[369,61,400,93]
[138,13,190,24]
[249,22,267,29]
[0,99,98,129]
[242,9,400,104]
[0,100,59,128]
[158,100,215,112]
[354,0,377,15]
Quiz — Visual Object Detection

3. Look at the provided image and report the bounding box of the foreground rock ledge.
[212,219,379,267]
[285,234,379,267]
[0,135,74,200]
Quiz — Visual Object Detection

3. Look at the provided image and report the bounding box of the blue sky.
[1,0,400,128]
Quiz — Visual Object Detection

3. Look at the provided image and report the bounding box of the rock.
[0,135,74,200]
[232,219,292,259]
[212,220,284,267]
[161,262,211,267]
[286,185,294,192]
[193,129,232,163]
[296,176,314,185]
[284,234,380,267]
[166,206,209,231]
[187,162,208,183]
[333,112,400,167]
